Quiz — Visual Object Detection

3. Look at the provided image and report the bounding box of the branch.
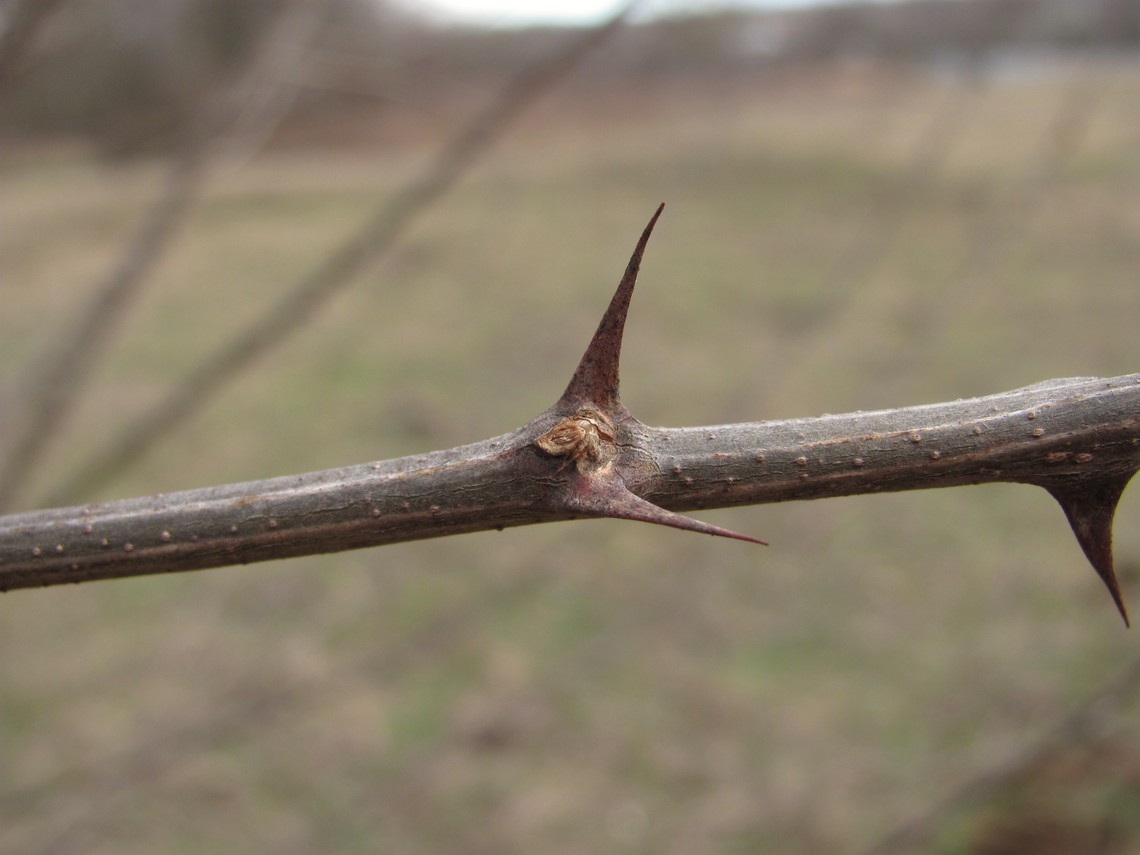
[1,208,1136,626]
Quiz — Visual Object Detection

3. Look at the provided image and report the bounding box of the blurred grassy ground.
[3,61,1140,854]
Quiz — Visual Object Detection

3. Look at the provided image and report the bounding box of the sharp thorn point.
[1046,475,1134,628]
[564,470,767,547]
[558,205,665,411]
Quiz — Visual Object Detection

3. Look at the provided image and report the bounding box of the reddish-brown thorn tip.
[558,202,664,412]
[564,471,768,546]
[1046,473,1133,627]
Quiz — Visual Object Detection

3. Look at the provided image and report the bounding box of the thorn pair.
[538,202,766,548]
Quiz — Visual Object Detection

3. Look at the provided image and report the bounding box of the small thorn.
[558,203,665,411]
[563,469,767,546]
[1046,473,1134,627]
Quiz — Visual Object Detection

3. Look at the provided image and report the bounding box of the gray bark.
[1,374,1136,591]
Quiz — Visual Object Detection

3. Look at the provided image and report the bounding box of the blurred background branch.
[32,0,635,509]
[857,652,1140,855]
[0,0,68,92]
[0,0,330,511]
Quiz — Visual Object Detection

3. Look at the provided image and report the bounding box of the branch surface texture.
[1,207,1137,625]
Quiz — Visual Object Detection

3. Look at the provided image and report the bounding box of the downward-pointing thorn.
[563,470,767,546]
[1046,473,1134,627]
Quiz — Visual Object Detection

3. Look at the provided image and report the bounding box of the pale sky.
[402,0,840,28]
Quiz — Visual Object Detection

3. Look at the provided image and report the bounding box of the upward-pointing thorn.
[558,203,664,412]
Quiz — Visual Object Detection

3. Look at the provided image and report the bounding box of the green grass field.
[3,62,1140,853]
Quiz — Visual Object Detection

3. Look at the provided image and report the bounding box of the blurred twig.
[854,653,1140,855]
[0,0,67,93]
[772,0,1066,407]
[0,0,327,512]
[830,74,978,281]
[211,0,331,167]
[766,72,981,405]
[954,71,1101,288]
[0,141,205,512]
[37,3,637,508]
